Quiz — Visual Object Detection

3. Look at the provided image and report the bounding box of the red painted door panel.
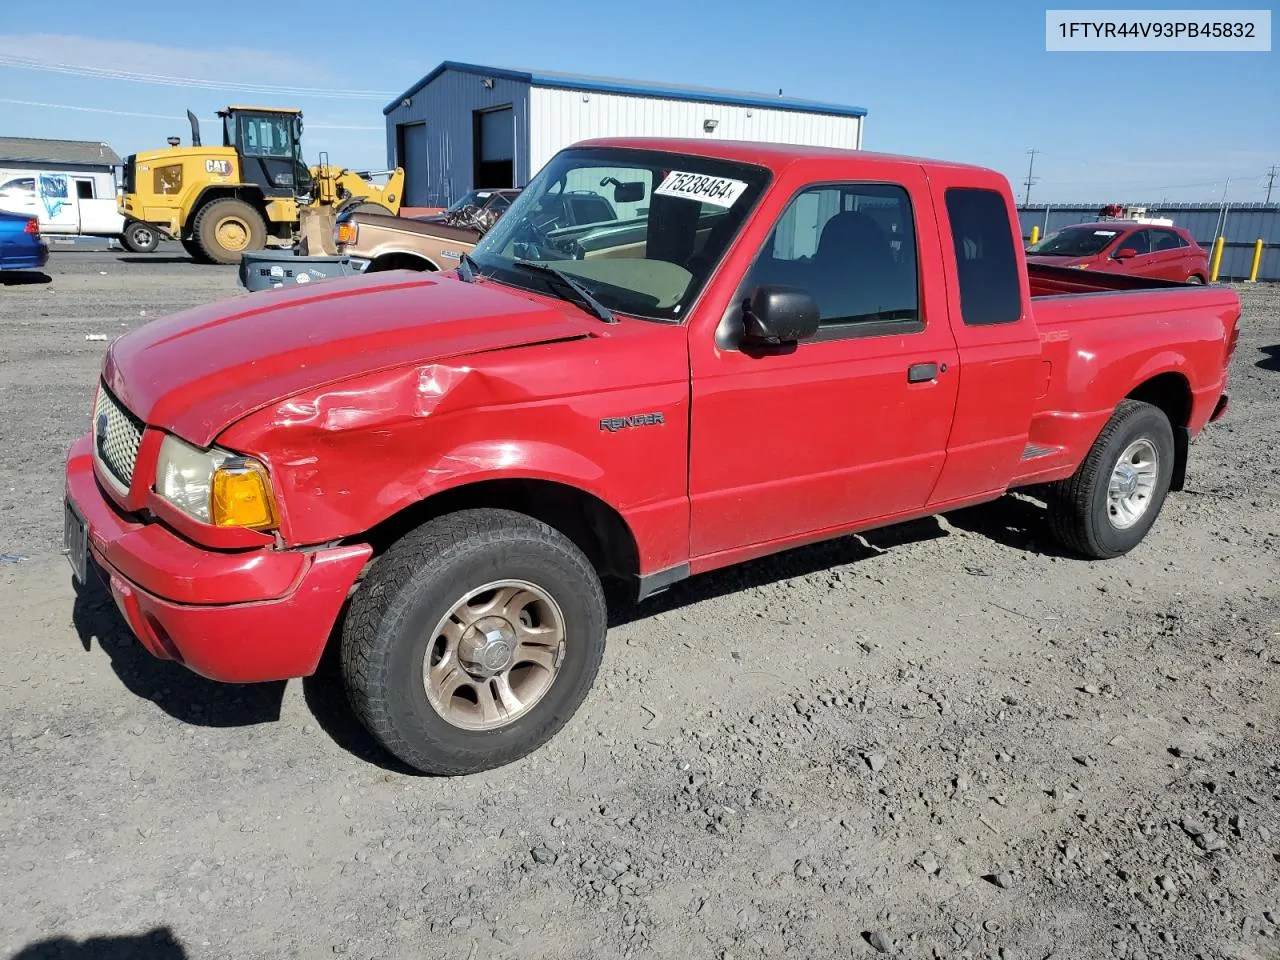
[688,170,959,560]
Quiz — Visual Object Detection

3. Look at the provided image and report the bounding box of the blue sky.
[0,0,1275,203]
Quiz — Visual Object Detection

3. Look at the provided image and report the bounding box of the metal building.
[384,61,867,209]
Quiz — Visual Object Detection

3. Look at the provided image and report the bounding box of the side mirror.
[1114,247,1138,260]
[742,286,820,346]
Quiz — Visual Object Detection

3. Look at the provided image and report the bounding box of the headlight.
[155,434,278,530]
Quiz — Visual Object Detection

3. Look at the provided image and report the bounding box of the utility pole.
[1023,148,1040,206]
[1266,164,1278,204]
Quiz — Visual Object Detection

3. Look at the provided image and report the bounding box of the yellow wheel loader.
[119,107,404,265]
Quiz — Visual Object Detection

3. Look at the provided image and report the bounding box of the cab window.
[745,182,920,338]
[1118,229,1151,256]
[240,117,294,159]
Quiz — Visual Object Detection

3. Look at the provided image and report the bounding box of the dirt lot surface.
[1,251,1278,960]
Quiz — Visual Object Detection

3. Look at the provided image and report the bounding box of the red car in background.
[1026,221,1210,283]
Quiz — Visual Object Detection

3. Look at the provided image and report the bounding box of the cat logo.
[205,159,233,176]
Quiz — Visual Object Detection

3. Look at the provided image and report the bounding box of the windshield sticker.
[1093,230,1118,236]
[654,171,748,208]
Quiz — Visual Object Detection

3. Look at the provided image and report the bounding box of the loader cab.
[220,107,311,199]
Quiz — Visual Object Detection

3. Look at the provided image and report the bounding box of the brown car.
[334,189,521,273]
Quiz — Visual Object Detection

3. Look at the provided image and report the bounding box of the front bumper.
[65,435,371,683]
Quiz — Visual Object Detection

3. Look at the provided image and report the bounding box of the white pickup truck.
[0,169,158,253]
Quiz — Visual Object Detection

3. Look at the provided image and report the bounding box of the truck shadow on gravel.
[8,926,186,959]
[71,566,286,728]
[0,270,52,286]
[70,498,1067,775]
[1258,344,1280,372]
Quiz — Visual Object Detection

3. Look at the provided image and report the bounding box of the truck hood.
[103,270,595,447]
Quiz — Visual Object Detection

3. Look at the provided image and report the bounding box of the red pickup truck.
[65,139,1240,775]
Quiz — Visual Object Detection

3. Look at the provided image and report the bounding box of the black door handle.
[907,362,939,383]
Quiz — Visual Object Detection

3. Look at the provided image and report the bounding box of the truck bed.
[1010,265,1239,488]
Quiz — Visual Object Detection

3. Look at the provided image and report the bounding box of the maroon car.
[1027,221,1210,283]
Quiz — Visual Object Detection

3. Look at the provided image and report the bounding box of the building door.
[396,122,429,206]
[473,107,514,188]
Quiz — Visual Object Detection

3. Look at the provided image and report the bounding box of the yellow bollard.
[1210,236,1225,282]
[1247,238,1263,282]
[1030,225,1040,245]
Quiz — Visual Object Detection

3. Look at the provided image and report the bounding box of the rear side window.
[945,188,1021,326]
[1152,229,1184,251]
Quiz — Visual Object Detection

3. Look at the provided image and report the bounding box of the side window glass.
[0,177,36,198]
[1121,230,1151,255]
[1152,230,1181,252]
[944,187,1022,326]
[748,183,919,331]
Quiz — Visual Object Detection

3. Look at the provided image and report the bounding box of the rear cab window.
[944,187,1022,326]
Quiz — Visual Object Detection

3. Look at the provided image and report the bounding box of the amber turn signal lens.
[335,221,358,246]
[211,459,278,530]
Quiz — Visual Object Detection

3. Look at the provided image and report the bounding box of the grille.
[93,385,144,488]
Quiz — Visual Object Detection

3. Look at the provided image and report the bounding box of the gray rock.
[449,915,472,930]
[986,872,1013,890]
[866,930,893,953]
[1081,684,1100,695]
[1158,876,1177,894]
[551,816,565,828]
[794,860,814,879]
[1194,831,1226,852]
[1181,817,1210,837]
[531,845,558,865]
[865,752,887,773]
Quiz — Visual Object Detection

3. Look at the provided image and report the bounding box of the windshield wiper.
[457,252,481,282]
[512,260,616,324]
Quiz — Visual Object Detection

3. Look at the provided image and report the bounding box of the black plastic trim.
[636,563,690,601]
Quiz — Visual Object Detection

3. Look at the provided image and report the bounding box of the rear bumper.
[1,242,48,270]
[66,434,371,682]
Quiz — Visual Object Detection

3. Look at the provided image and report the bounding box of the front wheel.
[341,509,607,775]
[192,198,267,265]
[121,220,160,254]
[1047,399,1175,558]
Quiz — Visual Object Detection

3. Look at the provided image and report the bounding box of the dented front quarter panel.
[217,318,692,574]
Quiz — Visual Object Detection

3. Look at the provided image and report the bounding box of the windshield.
[470,147,771,322]
[1027,226,1121,257]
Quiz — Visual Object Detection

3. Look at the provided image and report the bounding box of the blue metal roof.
[384,61,867,119]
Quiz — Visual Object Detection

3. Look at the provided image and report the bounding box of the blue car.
[0,209,49,272]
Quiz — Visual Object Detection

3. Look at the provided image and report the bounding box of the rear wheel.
[192,198,266,265]
[1186,274,1205,284]
[121,221,159,254]
[1046,399,1175,558]
[341,509,607,775]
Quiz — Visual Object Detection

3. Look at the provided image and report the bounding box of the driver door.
[237,115,297,198]
[689,175,960,559]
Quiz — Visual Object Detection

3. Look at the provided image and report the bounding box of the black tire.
[121,220,160,254]
[341,509,607,775]
[1186,274,1205,285]
[180,237,211,263]
[192,198,266,265]
[1047,399,1175,559]
[348,202,394,217]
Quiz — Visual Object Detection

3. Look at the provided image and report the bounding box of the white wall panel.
[528,86,862,175]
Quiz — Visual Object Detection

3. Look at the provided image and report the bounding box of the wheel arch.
[185,186,268,237]
[357,476,642,591]
[1125,370,1192,492]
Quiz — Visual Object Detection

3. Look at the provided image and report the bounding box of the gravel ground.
[1,251,1278,960]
